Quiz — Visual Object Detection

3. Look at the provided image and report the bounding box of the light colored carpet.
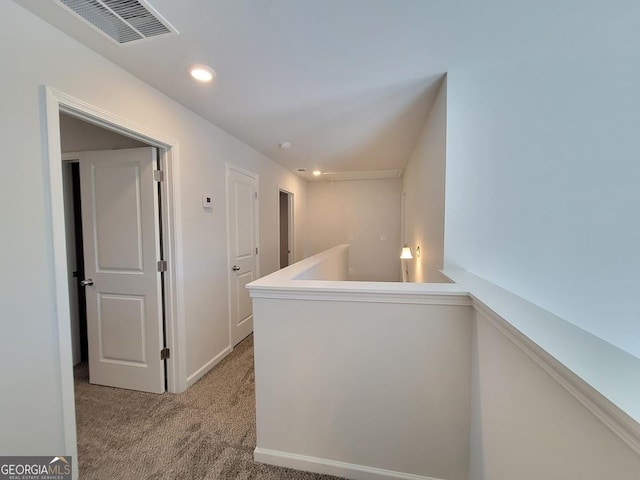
[74,335,341,480]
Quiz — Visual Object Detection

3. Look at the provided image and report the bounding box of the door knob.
[232,265,240,271]
[80,279,94,286]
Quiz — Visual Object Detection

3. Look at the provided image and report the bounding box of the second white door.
[227,166,259,346]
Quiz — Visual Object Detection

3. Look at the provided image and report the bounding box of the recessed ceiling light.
[188,64,215,82]
[279,142,292,149]
[312,170,322,176]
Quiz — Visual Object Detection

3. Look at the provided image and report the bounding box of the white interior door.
[228,166,258,346]
[77,147,165,393]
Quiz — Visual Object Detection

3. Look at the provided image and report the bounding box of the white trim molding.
[42,85,79,480]
[254,449,447,480]
[248,286,471,306]
[186,346,232,388]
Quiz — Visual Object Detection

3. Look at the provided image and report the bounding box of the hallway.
[74,336,338,479]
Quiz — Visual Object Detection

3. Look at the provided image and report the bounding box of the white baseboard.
[186,346,232,387]
[254,448,446,480]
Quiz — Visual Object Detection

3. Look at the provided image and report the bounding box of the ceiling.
[13,0,575,180]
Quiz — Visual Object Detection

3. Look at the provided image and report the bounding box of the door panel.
[91,162,145,272]
[78,147,164,393]
[228,167,258,346]
[234,182,254,258]
[98,293,146,364]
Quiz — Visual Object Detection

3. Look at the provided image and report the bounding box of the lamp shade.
[400,244,413,259]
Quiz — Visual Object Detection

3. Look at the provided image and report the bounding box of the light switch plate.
[202,195,213,208]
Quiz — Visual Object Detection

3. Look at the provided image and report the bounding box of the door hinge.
[157,260,167,272]
[160,348,170,360]
[255,191,258,200]
[154,170,164,182]
[256,247,258,255]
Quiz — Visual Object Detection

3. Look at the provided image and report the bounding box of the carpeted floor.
[74,336,340,480]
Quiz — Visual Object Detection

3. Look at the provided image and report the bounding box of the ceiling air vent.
[57,0,178,45]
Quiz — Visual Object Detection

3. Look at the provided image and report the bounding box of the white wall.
[470,312,640,480]
[253,298,473,480]
[444,2,640,358]
[60,113,147,152]
[402,77,447,283]
[0,0,306,456]
[306,179,402,281]
[292,245,349,281]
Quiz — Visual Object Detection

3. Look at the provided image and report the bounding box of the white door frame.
[42,86,187,473]
[278,187,295,267]
[225,163,260,347]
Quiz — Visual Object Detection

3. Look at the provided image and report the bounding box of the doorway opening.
[278,189,294,269]
[61,133,170,395]
[62,162,88,366]
[43,87,185,476]
[61,114,157,379]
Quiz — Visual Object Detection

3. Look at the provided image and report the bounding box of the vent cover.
[57,0,178,45]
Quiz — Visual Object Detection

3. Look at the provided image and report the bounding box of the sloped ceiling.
[13,0,575,179]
